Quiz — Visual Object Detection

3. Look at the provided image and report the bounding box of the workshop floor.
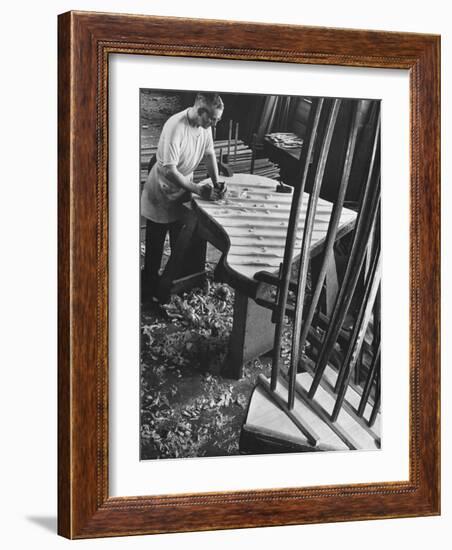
[140,262,273,460]
[140,240,310,460]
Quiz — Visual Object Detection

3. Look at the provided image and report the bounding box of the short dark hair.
[195,92,224,110]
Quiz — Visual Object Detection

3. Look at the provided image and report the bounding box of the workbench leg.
[223,291,276,379]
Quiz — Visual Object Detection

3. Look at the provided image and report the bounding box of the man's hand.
[197,181,214,200]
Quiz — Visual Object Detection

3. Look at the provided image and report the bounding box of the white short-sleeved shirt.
[141,108,215,223]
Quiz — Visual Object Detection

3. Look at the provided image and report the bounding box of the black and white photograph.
[139,89,381,460]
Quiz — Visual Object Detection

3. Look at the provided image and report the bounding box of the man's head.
[194,92,224,129]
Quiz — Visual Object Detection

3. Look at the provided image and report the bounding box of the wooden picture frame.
[58,10,440,539]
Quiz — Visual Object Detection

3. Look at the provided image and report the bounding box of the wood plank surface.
[194,173,356,281]
[245,381,349,452]
[243,365,380,452]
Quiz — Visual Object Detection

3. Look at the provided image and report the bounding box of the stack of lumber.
[265,132,303,149]
[193,139,280,182]
[140,139,280,184]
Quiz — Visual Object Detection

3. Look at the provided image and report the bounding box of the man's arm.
[163,165,212,199]
[204,150,227,200]
[204,150,220,187]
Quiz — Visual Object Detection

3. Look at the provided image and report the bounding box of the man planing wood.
[141,92,225,313]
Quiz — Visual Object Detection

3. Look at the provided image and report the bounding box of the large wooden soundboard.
[192,173,356,296]
[186,173,357,378]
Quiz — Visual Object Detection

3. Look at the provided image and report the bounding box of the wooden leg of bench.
[223,291,275,379]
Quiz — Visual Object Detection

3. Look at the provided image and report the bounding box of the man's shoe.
[142,297,170,321]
